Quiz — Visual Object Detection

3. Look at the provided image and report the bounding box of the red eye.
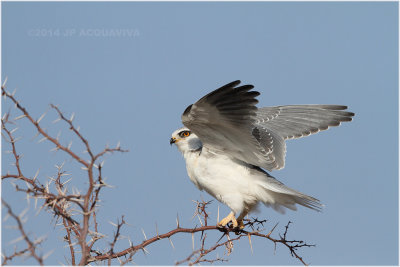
[180,131,191,137]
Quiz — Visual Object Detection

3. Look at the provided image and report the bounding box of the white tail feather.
[253,173,323,214]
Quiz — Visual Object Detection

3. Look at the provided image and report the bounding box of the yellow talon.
[217,212,239,228]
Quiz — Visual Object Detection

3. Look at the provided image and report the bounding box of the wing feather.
[255,105,355,169]
[182,80,274,169]
[181,81,355,171]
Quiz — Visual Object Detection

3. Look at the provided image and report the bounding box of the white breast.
[183,148,259,214]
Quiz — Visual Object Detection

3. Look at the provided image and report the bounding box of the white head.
[170,127,202,153]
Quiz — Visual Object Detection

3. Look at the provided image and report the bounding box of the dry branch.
[2,83,127,265]
[2,200,44,265]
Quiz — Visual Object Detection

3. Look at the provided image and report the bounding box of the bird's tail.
[254,172,323,214]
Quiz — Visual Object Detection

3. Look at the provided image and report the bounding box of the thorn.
[216,232,225,244]
[45,182,50,193]
[3,213,10,222]
[35,235,46,244]
[38,136,48,143]
[248,233,253,254]
[141,228,147,240]
[61,178,72,186]
[9,127,18,134]
[11,88,17,97]
[43,249,55,260]
[24,181,32,190]
[225,233,233,256]
[108,221,117,227]
[267,222,279,237]
[25,194,30,206]
[60,172,71,177]
[176,213,180,228]
[1,112,7,121]
[59,161,65,170]
[33,169,40,182]
[155,223,160,239]
[50,146,60,152]
[197,213,203,227]
[56,130,61,141]
[9,235,24,244]
[168,237,175,250]
[217,205,220,223]
[52,117,61,124]
[142,247,150,254]
[67,141,72,150]
[2,76,8,87]
[69,113,75,122]
[36,112,47,124]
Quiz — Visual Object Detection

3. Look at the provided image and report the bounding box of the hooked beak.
[170,137,176,145]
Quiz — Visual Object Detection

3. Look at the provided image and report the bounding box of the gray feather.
[182,81,355,171]
[255,105,355,169]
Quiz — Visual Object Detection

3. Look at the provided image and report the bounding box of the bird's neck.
[182,146,202,159]
[182,138,202,153]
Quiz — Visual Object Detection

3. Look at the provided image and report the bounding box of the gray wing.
[254,105,355,169]
[181,80,276,169]
[182,80,355,171]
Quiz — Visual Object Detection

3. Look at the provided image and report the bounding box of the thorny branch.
[1,82,127,265]
[90,200,314,265]
[1,81,316,265]
[1,200,44,265]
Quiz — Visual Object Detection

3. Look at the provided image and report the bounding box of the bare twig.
[91,202,314,266]
[2,200,44,265]
[2,87,89,168]
[1,83,127,265]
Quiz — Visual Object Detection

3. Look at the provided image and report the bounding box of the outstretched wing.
[182,80,355,171]
[254,105,355,169]
[181,80,274,169]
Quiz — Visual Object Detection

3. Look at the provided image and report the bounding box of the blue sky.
[1,2,398,265]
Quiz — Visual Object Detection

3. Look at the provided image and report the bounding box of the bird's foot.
[217,211,238,228]
[217,212,244,230]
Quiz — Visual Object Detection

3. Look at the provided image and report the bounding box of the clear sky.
[1,2,398,265]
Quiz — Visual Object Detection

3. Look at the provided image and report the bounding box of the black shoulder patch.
[183,104,193,116]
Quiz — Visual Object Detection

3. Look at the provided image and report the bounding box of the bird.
[170,80,354,229]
